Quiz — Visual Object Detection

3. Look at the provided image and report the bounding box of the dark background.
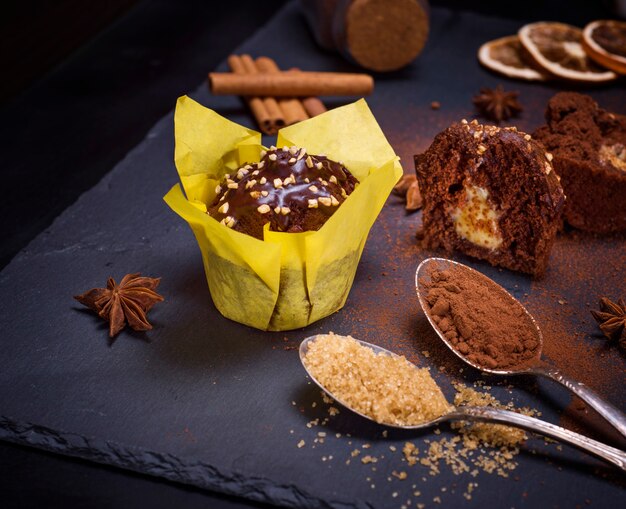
[0,1,621,508]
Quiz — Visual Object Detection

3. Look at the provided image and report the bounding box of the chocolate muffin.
[415,120,565,277]
[533,92,626,233]
[207,146,358,239]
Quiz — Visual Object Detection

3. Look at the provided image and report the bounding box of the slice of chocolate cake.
[533,92,626,233]
[415,120,565,277]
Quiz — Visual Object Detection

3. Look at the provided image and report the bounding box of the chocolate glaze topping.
[207,146,358,239]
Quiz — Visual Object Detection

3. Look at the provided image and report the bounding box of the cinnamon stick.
[238,55,285,131]
[227,55,274,134]
[301,96,328,117]
[255,57,308,126]
[208,71,374,97]
[288,67,327,117]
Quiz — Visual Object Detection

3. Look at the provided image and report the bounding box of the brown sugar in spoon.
[300,334,626,471]
[415,257,626,439]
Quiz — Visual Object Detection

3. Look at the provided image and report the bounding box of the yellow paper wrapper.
[164,96,402,330]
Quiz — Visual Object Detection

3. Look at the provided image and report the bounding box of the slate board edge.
[0,414,373,509]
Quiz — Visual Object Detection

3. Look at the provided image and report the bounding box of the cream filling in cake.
[451,185,503,250]
[599,143,626,172]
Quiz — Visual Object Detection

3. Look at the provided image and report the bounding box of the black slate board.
[1,2,625,508]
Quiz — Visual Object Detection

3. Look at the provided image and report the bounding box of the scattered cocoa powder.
[420,264,541,371]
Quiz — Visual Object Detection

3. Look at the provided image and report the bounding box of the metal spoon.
[299,335,626,471]
[415,257,626,439]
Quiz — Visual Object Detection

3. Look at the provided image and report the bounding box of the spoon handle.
[446,406,626,471]
[528,365,626,439]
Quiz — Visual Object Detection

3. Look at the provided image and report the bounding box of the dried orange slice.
[582,20,626,75]
[478,35,549,81]
[518,22,616,82]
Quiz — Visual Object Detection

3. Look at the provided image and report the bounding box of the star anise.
[74,273,164,338]
[392,174,422,212]
[590,297,626,349]
[472,85,523,122]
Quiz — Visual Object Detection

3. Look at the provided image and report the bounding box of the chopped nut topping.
[226,178,235,185]
[257,204,271,214]
[282,146,289,151]
[261,190,268,197]
[309,185,319,193]
[288,157,296,164]
[258,161,265,169]
[259,177,267,185]
[227,182,238,189]
[319,196,332,206]
[461,119,468,124]
[252,170,260,176]
[329,175,337,184]
[289,146,298,154]
[477,144,487,154]
[524,134,532,141]
[331,196,339,206]
[304,177,310,183]
[218,202,229,214]
[545,152,553,162]
[273,178,283,188]
[224,216,235,228]
[283,177,292,186]
[269,154,277,161]
[281,206,290,215]
[250,191,261,199]
[306,156,314,168]
[308,199,318,208]
[260,150,267,158]
[215,184,221,194]
[224,173,231,179]
[274,206,281,214]
[245,179,257,190]
[315,162,323,170]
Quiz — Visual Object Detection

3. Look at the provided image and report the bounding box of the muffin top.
[207,146,358,239]
[415,119,565,214]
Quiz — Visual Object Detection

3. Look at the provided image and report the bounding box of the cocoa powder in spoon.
[421,265,540,370]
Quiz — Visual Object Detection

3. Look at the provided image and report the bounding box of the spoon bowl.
[299,334,626,470]
[415,257,626,439]
[415,257,543,375]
